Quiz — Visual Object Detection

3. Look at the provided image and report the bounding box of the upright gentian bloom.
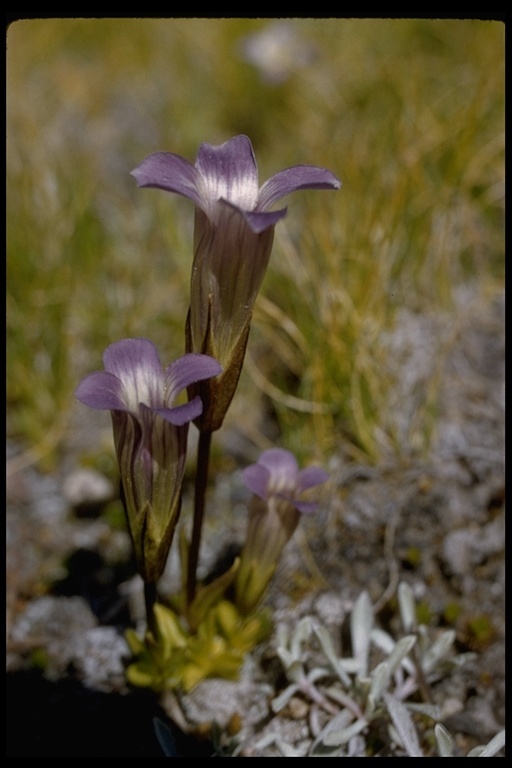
[234,448,328,614]
[131,135,341,431]
[75,338,222,584]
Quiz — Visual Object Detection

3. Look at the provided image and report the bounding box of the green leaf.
[126,660,160,689]
[188,560,240,630]
[153,603,188,657]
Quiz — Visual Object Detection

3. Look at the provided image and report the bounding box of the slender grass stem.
[411,641,434,705]
[187,429,212,606]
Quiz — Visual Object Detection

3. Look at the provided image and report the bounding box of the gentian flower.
[131,135,341,431]
[234,448,328,614]
[75,338,222,584]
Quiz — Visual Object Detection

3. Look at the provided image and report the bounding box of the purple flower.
[243,447,329,514]
[132,135,341,431]
[235,448,328,613]
[75,338,221,583]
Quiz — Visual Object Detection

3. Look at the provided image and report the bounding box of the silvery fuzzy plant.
[250,582,505,757]
[76,136,340,691]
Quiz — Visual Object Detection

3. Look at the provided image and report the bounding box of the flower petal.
[257,165,341,211]
[224,201,287,234]
[164,353,222,406]
[131,151,205,209]
[242,463,271,498]
[75,371,126,410]
[103,338,164,411]
[153,396,203,426]
[195,135,260,211]
[291,499,319,515]
[258,448,299,485]
[296,466,329,492]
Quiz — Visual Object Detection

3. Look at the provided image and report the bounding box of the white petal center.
[121,363,163,412]
[201,170,259,211]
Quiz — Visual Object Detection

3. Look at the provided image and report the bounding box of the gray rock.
[171,658,273,734]
[62,468,114,512]
[9,595,97,679]
[73,626,129,693]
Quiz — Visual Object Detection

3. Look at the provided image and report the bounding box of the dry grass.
[7,18,504,467]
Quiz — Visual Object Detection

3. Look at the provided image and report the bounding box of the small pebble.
[62,468,114,513]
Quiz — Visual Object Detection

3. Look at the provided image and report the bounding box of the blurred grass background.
[7,18,504,471]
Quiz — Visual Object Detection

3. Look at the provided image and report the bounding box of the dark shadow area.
[50,547,136,626]
[6,669,214,757]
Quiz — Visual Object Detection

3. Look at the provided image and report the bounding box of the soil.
[6,289,505,757]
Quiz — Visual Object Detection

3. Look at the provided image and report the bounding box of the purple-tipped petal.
[242,463,271,498]
[236,204,288,234]
[75,371,126,411]
[153,396,203,426]
[196,135,260,210]
[165,353,222,405]
[131,152,204,209]
[291,499,319,515]
[257,165,341,211]
[103,338,160,377]
[258,448,299,487]
[297,466,329,492]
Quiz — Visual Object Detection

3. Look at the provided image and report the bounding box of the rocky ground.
[6,289,505,757]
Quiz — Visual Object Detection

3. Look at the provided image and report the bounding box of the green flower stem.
[187,429,212,606]
[144,580,158,637]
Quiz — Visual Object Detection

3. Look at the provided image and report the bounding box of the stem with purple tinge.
[187,429,212,606]
[144,580,158,637]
